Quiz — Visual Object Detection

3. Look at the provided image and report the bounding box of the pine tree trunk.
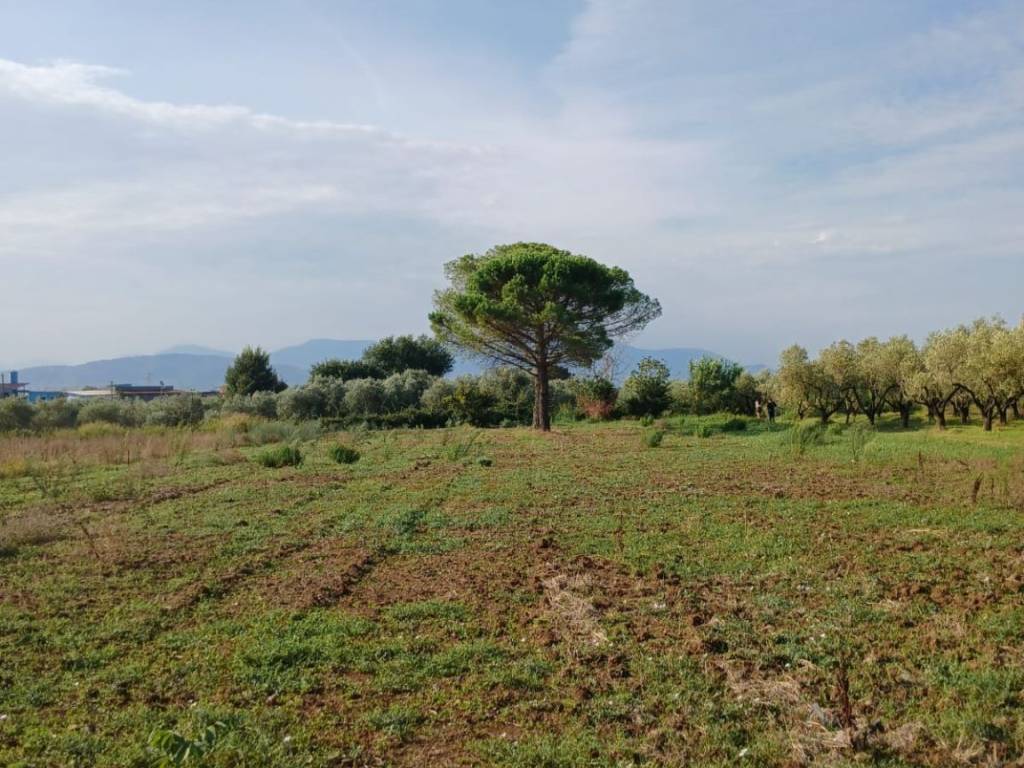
[532,363,551,431]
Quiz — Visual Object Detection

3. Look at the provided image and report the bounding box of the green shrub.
[344,378,386,417]
[569,376,617,421]
[442,376,499,427]
[78,398,145,428]
[32,398,80,431]
[719,417,748,432]
[329,444,361,464]
[785,422,826,455]
[248,420,320,446]
[382,369,435,412]
[644,429,665,448]
[0,398,36,432]
[254,444,303,468]
[145,395,205,427]
[619,357,671,417]
[442,428,482,461]
[848,422,875,462]
[220,392,278,419]
[276,384,328,421]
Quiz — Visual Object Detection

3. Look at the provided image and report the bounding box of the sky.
[1,0,1022,368]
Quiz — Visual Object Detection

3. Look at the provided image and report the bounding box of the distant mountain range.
[9,340,763,391]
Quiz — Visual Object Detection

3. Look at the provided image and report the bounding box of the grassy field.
[2,416,1023,767]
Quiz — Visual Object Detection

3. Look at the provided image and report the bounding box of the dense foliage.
[777,317,1024,430]
[224,346,286,396]
[5,315,1024,435]
[310,335,453,383]
[430,242,660,430]
[619,357,671,417]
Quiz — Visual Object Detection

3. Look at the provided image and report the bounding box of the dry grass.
[0,426,240,476]
[0,507,66,554]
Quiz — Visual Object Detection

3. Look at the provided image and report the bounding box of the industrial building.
[2,371,188,402]
[0,371,28,398]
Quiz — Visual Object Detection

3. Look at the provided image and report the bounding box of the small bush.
[572,376,617,420]
[394,508,427,536]
[32,398,80,431]
[78,398,145,428]
[0,398,35,432]
[254,444,303,468]
[785,422,826,455]
[329,445,361,464]
[247,420,320,446]
[719,417,748,432]
[476,456,493,467]
[644,429,665,448]
[619,357,671,417]
[442,429,482,461]
[76,421,126,439]
[848,423,875,462]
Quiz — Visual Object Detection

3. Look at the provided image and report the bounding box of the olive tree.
[851,337,897,425]
[818,341,861,422]
[958,318,1024,431]
[687,356,743,415]
[878,335,921,428]
[777,345,843,423]
[430,243,660,430]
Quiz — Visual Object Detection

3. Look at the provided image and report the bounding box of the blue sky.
[1,0,1022,366]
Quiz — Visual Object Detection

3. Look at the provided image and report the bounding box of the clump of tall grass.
[440,428,482,461]
[329,444,361,464]
[644,429,665,448]
[783,422,827,456]
[718,417,748,432]
[245,420,321,446]
[847,423,875,462]
[253,445,303,468]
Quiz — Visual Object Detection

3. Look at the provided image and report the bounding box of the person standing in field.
[766,399,777,423]
[754,398,762,419]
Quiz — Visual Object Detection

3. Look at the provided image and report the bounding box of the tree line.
[773,317,1024,431]
[4,242,1022,434]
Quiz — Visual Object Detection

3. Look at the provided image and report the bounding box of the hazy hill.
[269,339,375,371]
[159,344,235,357]
[12,340,764,391]
[18,354,307,391]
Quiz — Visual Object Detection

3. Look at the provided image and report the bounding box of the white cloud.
[1,2,1023,364]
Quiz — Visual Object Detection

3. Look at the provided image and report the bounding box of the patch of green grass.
[5,418,1024,766]
[253,444,303,468]
[328,444,361,464]
[644,429,665,448]
[364,705,425,742]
